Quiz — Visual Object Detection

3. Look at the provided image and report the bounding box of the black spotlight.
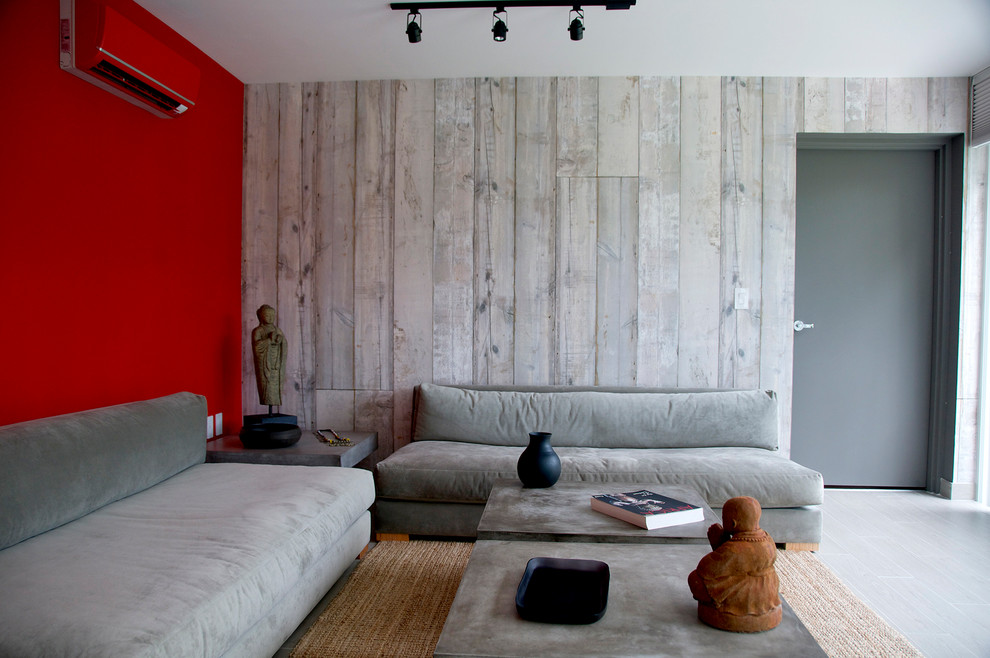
[492,7,508,42]
[568,7,584,41]
[406,10,422,43]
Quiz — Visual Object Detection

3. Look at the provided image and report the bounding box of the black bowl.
[516,557,609,624]
[239,423,302,449]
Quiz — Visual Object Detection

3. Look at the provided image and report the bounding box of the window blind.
[974,67,990,148]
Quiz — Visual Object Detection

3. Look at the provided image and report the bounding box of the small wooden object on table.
[206,430,377,468]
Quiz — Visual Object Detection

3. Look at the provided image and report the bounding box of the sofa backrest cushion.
[412,384,778,451]
[0,392,206,550]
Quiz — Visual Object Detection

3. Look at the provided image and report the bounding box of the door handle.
[794,320,815,332]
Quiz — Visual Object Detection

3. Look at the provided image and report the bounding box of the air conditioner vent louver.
[973,67,990,148]
[90,60,188,115]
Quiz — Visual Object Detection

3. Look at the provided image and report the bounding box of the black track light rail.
[391,1,635,11]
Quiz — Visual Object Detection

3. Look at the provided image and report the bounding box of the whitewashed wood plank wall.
[243,76,985,485]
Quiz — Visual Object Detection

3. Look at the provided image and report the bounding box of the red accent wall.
[0,0,243,427]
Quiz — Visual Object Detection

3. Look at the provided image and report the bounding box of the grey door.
[791,148,935,487]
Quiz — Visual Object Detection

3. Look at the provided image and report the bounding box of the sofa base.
[781,542,820,552]
[375,500,485,538]
[225,511,371,658]
[374,499,822,546]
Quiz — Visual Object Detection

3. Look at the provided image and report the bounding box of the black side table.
[206,430,377,468]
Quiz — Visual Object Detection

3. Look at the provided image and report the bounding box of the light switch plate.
[734,287,750,310]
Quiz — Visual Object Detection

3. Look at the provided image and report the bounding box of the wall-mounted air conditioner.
[59,0,200,118]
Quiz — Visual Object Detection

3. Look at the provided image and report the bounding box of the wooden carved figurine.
[687,496,782,632]
[251,304,287,410]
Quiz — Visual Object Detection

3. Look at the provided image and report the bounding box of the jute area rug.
[289,540,922,658]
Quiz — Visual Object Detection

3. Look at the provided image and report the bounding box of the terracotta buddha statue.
[687,496,782,632]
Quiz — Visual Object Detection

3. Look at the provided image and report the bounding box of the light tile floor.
[818,489,990,657]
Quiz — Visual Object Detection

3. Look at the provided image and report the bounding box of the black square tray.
[515,557,609,624]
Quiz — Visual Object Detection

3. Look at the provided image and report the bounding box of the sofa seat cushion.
[0,463,374,658]
[375,441,823,509]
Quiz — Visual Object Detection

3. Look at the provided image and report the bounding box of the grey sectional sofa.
[0,392,375,658]
[375,384,824,547]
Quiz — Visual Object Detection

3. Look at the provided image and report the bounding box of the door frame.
[796,133,965,493]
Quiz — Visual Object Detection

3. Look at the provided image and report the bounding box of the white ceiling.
[135,0,990,84]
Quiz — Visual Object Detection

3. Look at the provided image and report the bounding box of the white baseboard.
[939,477,977,500]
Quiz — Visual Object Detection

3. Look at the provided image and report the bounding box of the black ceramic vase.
[517,431,561,488]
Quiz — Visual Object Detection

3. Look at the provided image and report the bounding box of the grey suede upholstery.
[0,392,206,551]
[376,442,823,508]
[375,384,824,543]
[413,384,779,449]
[0,393,375,658]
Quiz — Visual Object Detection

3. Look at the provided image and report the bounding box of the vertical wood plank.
[598,76,640,177]
[314,81,357,391]
[393,79,435,448]
[845,77,887,132]
[596,177,639,385]
[313,82,334,390]
[637,76,680,387]
[331,83,358,391]
[557,77,598,177]
[295,82,319,427]
[275,82,309,424]
[761,77,803,456]
[803,77,845,133]
[843,78,866,132]
[356,390,394,465]
[678,76,722,387]
[927,77,969,133]
[863,77,888,133]
[354,80,395,391]
[432,78,475,385]
[315,389,356,433]
[474,77,516,385]
[886,78,928,133]
[515,77,557,385]
[720,76,763,389]
[620,177,640,385]
[242,84,281,417]
[556,177,598,385]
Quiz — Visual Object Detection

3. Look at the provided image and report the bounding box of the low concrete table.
[434,540,823,658]
[206,430,377,468]
[477,479,719,544]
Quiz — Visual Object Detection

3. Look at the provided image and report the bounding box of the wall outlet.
[215,412,223,436]
[206,415,215,439]
[734,287,750,310]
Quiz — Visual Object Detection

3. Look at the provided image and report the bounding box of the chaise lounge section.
[0,392,375,658]
[375,384,824,548]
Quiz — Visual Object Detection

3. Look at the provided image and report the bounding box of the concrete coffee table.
[433,540,824,658]
[476,479,719,544]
